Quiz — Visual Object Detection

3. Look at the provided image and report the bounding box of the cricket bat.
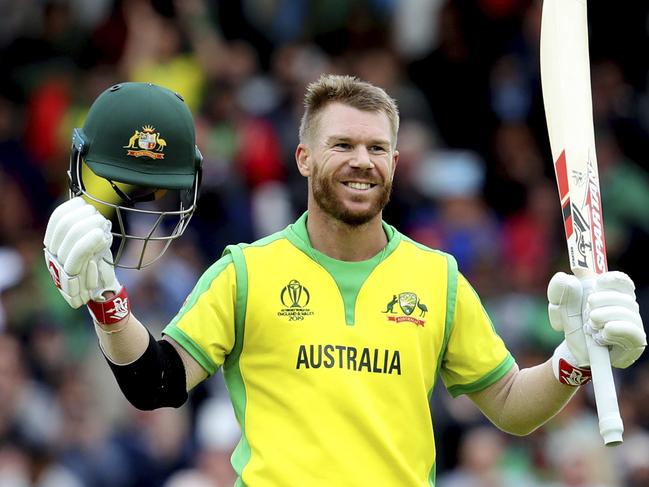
[540,0,623,445]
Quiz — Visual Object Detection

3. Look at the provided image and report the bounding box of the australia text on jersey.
[296,344,401,375]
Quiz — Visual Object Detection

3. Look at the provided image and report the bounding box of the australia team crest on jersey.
[123,125,167,159]
[382,292,427,327]
[277,279,314,322]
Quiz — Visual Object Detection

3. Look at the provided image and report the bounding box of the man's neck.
[305,207,388,262]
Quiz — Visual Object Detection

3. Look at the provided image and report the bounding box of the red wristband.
[557,358,592,386]
[87,287,131,325]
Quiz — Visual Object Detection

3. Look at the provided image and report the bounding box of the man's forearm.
[470,360,578,435]
[95,313,150,364]
[94,313,189,410]
[94,312,208,392]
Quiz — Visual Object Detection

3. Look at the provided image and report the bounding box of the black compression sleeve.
[103,332,188,410]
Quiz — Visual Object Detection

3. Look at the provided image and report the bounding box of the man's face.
[298,103,399,226]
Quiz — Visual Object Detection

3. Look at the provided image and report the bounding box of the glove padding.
[548,271,646,369]
[587,272,646,368]
[44,197,120,308]
[548,272,588,365]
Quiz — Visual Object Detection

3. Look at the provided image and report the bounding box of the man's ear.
[295,144,311,177]
[390,149,399,182]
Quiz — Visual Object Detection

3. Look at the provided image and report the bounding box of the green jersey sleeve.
[162,254,237,376]
[440,273,515,397]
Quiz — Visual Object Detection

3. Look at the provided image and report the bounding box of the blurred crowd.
[1,0,649,486]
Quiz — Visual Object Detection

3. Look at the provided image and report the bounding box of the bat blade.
[540,0,622,445]
[540,0,607,279]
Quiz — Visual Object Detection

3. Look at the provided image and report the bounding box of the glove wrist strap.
[552,341,592,386]
[87,286,131,325]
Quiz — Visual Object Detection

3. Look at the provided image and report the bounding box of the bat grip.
[581,278,624,445]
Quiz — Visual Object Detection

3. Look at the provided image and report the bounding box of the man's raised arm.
[44,197,207,410]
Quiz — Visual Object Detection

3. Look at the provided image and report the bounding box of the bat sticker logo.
[586,158,607,273]
[571,169,586,187]
[571,204,591,269]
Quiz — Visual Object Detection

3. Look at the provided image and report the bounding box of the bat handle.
[581,277,624,445]
[586,335,623,445]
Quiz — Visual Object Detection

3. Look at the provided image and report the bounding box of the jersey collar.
[285,211,400,265]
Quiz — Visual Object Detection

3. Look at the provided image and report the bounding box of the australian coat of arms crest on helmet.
[123,125,167,159]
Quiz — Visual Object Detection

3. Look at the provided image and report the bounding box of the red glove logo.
[87,287,131,325]
[558,358,592,386]
[107,297,130,321]
[47,260,62,289]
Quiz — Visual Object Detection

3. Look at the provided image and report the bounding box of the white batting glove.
[44,197,120,308]
[548,272,588,365]
[548,272,591,385]
[548,271,646,385]
[587,271,646,368]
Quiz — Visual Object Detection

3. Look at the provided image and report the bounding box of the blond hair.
[299,74,400,148]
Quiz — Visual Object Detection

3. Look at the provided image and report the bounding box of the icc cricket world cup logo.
[281,279,310,308]
[278,279,313,321]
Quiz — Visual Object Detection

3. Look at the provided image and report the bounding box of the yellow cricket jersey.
[163,212,514,487]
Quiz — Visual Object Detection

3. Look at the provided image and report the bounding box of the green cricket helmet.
[69,82,203,269]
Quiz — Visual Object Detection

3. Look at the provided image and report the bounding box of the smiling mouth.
[342,182,376,190]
